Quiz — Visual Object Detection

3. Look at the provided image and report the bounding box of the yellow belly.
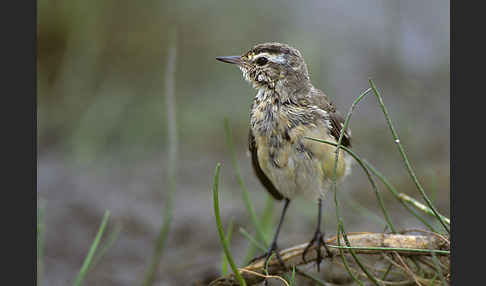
[254,125,350,200]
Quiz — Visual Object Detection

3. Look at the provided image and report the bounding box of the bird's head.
[216,42,310,93]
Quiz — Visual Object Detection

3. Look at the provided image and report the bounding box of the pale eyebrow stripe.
[254,52,286,64]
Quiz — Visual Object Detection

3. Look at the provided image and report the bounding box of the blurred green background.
[38,0,449,285]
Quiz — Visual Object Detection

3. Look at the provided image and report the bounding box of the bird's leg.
[249,198,290,270]
[302,198,332,272]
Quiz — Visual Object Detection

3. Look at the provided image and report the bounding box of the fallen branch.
[208,232,450,286]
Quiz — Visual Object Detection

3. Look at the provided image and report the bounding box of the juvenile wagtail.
[216,42,352,271]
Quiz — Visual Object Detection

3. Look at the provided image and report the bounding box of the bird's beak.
[216,56,243,65]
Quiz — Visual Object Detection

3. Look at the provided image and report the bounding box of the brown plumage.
[249,129,284,200]
[217,42,352,272]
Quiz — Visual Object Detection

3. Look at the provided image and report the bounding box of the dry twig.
[208,232,449,286]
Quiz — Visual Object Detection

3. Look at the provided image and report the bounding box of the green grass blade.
[369,79,449,234]
[259,195,275,244]
[431,253,448,286]
[224,118,269,247]
[142,29,178,286]
[325,87,376,285]
[339,224,381,286]
[263,253,274,276]
[305,137,438,232]
[381,263,393,281]
[306,134,397,235]
[142,200,173,286]
[243,195,275,264]
[429,274,438,286]
[328,87,396,234]
[336,226,365,286]
[88,223,123,272]
[213,163,247,286]
[222,218,235,275]
[240,227,267,253]
[398,193,450,225]
[362,160,438,232]
[73,210,110,286]
[289,266,295,286]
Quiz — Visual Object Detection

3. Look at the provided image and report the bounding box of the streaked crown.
[217,42,310,90]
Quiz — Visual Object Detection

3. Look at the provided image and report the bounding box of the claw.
[261,243,286,286]
[263,242,286,270]
[248,242,286,270]
[302,234,317,263]
[302,230,332,272]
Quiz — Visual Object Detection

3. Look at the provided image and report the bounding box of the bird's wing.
[308,88,352,147]
[283,88,352,180]
[248,129,284,200]
[328,112,352,148]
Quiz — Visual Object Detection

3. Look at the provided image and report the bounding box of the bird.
[216,42,352,272]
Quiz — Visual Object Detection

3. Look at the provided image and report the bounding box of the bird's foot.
[249,242,286,270]
[302,230,333,272]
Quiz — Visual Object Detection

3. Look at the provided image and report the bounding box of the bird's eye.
[256,57,268,66]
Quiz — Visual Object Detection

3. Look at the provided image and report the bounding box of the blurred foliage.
[38,0,449,165]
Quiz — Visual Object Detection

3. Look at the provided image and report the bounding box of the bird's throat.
[251,89,282,135]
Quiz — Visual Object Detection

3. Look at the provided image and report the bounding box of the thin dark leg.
[263,198,290,269]
[302,198,332,272]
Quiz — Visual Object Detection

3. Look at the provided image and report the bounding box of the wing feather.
[308,88,352,147]
[248,129,284,200]
[329,112,351,147]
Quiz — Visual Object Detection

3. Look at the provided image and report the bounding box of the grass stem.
[142,29,178,286]
[328,87,377,285]
[306,137,440,232]
[88,223,123,272]
[224,118,269,247]
[213,163,247,286]
[73,210,110,286]
[222,218,235,275]
[398,193,450,225]
[240,227,267,253]
[368,79,449,234]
